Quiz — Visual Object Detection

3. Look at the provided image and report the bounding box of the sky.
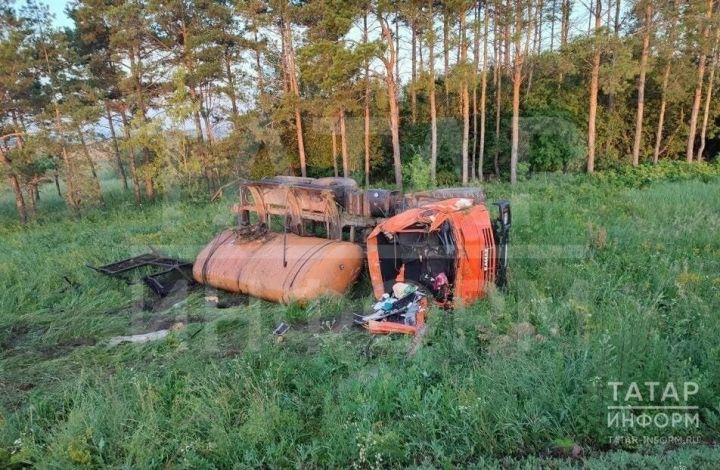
[46,0,72,28]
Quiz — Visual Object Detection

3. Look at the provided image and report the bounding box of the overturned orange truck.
[193,176,510,311]
[193,176,511,326]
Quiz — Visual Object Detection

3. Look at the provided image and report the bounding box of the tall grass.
[1,172,719,466]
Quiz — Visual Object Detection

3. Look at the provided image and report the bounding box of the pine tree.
[587,0,602,174]
[376,1,403,190]
[653,0,681,164]
[631,1,653,166]
[686,0,714,162]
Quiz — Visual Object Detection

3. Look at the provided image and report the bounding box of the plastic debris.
[354,288,427,335]
[273,322,290,336]
[108,322,184,347]
[392,282,417,299]
[405,302,419,326]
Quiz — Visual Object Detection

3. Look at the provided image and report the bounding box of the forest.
[0,0,719,225]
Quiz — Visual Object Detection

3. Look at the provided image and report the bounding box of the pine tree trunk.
[192,107,205,143]
[182,22,206,144]
[395,16,400,83]
[653,0,680,164]
[225,53,239,119]
[461,11,470,184]
[605,0,620,148]
[494,12,502,179]
[561,0,570,46]
[472,2,481,181]
[77,125,104,203]
[105,102,128,190]
[687,0,713,162]
[537,0,544,52]
[120,107,142,203]
[697,33,719,160]
[340,108,349,178]
[526,0,538,98]
[129,46,154,199]
[653,62,671,164]
[364,11,371,187]
[443,12,450,109]
[0,146,27,224]
[201,89,216,146]
[472,84,478,181]
[411,18,418,125]
[254,28,265,98]
[478,4,489,181]
[550,0,557,51]
[378,12,403,190]
[510,3,524,185]
[282,20,307,177]
[631,3,652,166]
[44,41,78,210]
[331,119,338,177]
[587,0,602,174]
[428,0,438,186]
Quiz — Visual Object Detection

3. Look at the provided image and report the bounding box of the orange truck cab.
[366,198,511,306]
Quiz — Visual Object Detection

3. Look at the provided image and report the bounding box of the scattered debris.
[205,292,248,309]
[273,322,290,336]
[354,284,427,336]
[88,252,194,297]
[109,330,169,347]
[108,322,185,347]
[392,282,417,299]
[61,276,81,292]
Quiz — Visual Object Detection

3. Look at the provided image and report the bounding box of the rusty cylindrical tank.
[193,230,364,303]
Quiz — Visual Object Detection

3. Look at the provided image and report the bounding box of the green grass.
[1,171,719,467]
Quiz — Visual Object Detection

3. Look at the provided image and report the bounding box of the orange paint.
[366,198,495,304]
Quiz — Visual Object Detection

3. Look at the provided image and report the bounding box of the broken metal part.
[363,296,428,336]
[233,177,386,242]
[354,291,424,325]
[364,189,398,217]
[143,268,192,297]
[88,252,193,297]
[273,322,290,336]
[403,187,486,209]
[492,200,512,290]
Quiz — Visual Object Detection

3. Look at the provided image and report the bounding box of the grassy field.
[1,169,719,467]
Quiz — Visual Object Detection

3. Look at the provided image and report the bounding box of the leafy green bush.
[524,112,585,173]
[404,150,432,190]
[594,161,720,188]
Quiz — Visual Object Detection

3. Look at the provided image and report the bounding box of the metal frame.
[88,252,193,296]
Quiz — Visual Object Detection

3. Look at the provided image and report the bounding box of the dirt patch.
[37,337,96,359]
[132,279,196,312]
[295,311,360,334]
[129,311,206,336]
[0,322,47,357]
[0,322,32,350]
